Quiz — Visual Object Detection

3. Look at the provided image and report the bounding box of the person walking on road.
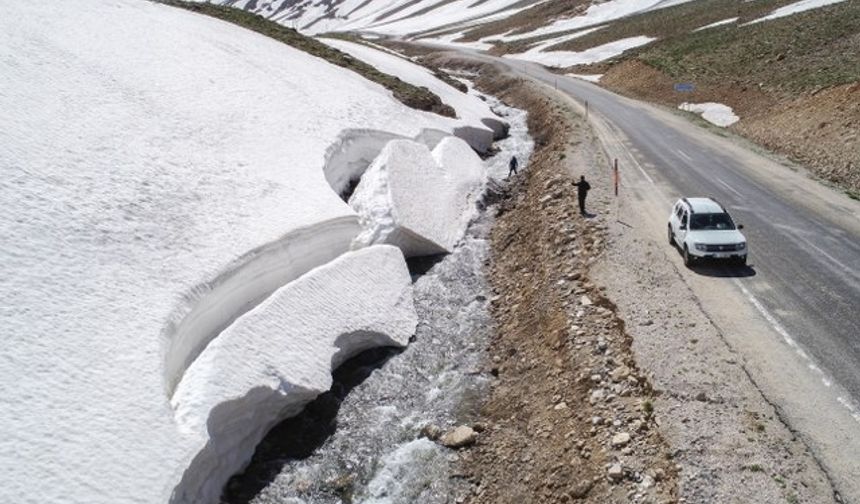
[508,156,518,177]
[573,175,591,215]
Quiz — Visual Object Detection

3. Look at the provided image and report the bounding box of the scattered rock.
[440,426,477,448]
[611,432,631,448]
[420,423,443,440]
[569,479,594,498]
[608,463,624,481]
[610,365,631,381]
[580,295,593,306]
[695,391,708,402]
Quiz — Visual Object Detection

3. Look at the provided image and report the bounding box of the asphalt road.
[488,57,860,406]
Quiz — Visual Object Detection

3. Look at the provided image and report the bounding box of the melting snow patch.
[746,0,846,24]
[506,35,656,67]
[568,73,604,82]
[693,17,738,31]
[679,102,740,127]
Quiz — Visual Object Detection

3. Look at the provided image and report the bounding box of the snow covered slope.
[224,0,540,35]
[321,38,506,147]
[0,1,496,503]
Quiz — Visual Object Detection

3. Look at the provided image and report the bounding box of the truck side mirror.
[738,224,744,230]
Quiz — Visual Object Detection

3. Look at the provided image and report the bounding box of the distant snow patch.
[506,35,655,67]
[746,0,845,24]
[568,73,604,82]
[679,102,740,127]
[693,17,738,31]
[502,0,694,41]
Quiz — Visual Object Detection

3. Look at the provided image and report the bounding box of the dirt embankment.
[595,59,860,195]
[427,58,680,503]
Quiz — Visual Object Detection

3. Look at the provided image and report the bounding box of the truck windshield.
[690,213,735,230]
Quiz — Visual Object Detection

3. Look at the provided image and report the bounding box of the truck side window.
[681,212,688,228]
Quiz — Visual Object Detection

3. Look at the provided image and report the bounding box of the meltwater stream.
[222,94,532,504]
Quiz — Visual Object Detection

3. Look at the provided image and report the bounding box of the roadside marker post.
[613,158,619,196]
[585,101,589,120]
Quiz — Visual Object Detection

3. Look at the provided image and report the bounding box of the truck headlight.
[737,242,746,250]
[694,243,707,251]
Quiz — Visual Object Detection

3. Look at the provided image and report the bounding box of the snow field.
[349,137,485,257]
[0,1,501,503]
[679,102,740,127]
[171,245,417,504]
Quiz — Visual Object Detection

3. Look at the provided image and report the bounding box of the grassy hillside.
[157,1,456,117]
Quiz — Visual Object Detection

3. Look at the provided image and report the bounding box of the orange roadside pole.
[613,159,619,196]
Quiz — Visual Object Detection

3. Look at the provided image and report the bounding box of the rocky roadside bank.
[421,60,680,503]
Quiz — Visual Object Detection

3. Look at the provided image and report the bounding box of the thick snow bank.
[350,137,485,256]
[0,1,493,503]
[679,102,740,127]
[171,245,416,504]
[322,39,507,148]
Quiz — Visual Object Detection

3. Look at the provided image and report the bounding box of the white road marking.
[676,149,692,161]
[734,279,860,424]
[716,177,743,199]
[634,158,655,185]
[774,224,860,287]
[802,241,860,287]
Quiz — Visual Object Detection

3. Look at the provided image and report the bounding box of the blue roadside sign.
[674,83,695,92]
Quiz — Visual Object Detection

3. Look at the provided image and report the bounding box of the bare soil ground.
[431,60,681,503]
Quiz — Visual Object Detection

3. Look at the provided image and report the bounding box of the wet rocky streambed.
[221,97,532,504]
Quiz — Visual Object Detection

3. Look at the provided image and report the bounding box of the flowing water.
[222,93,532,504]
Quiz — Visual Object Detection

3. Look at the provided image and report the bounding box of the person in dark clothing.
[508,156,518,177]
[573,175,591,215]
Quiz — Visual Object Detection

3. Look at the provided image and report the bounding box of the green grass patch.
[636,1,860,94]
[156,1,455,117]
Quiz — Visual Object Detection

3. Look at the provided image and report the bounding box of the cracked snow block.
[349,137,485,257]
[170,245,417,504]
